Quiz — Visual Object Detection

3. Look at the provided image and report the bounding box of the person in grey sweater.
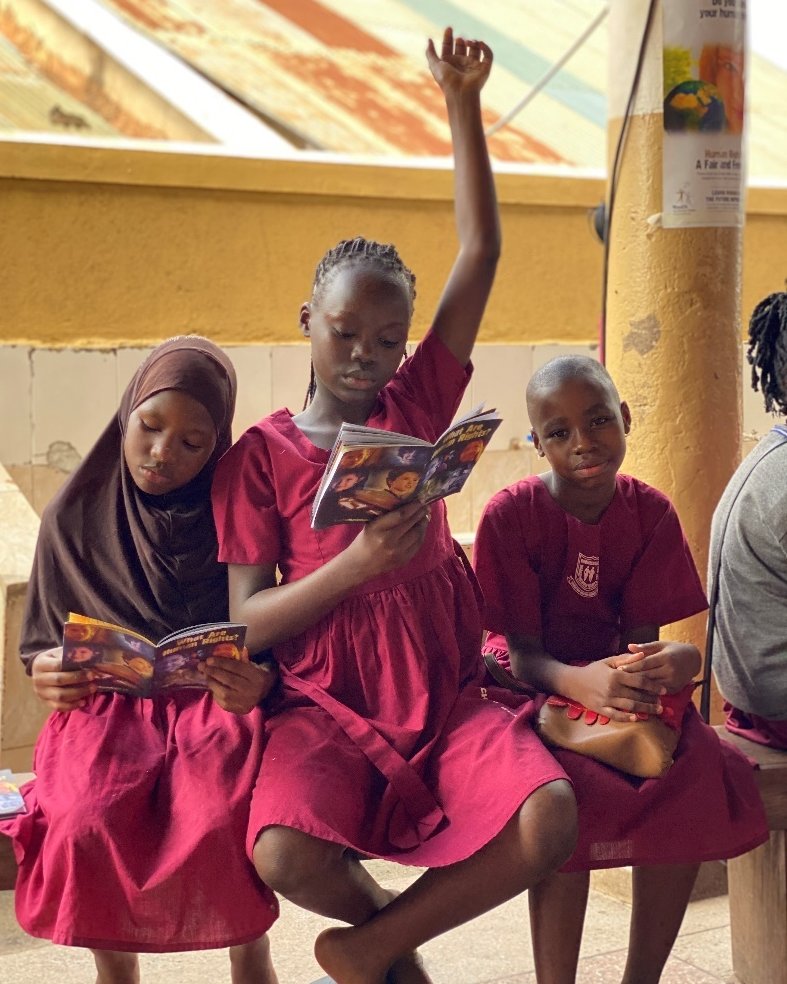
[708,292,787,749]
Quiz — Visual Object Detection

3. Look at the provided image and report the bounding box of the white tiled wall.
[270,345,312,421]
[0,341,777,525]
[0,347,31,465]
[0,464,39,579]
[232,345,273,435]
[31,349,117,465]
[470,344,533,452]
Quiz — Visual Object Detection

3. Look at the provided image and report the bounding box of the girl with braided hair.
[212,28,575,984]
[709,292,787,749]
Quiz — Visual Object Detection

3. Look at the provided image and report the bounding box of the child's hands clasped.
[31,648,97,712]
[573,658,665,723]
[200,654,278,715]
[426,27,493,97]
[611,640,701,694]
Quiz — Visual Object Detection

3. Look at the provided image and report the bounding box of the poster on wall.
[662,0,746,228]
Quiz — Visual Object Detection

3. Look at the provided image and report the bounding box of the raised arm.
[426,27,500,367]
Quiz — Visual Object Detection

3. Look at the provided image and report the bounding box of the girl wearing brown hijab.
[1,337,279,983]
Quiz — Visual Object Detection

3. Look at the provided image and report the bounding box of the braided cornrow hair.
[303,237,417,408]
[747,292,787,416]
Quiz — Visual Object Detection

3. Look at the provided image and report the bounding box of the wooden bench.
[714,726,787,984]
[0,772,33,891]
[3,736,785,984]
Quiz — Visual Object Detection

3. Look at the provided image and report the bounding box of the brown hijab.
[21,336,237,667]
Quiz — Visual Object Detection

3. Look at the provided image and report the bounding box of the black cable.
[600,0,660,364]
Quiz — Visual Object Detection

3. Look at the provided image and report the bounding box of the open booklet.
[0,770,27,818]
[311,404,502,529]
[61,613,247,697]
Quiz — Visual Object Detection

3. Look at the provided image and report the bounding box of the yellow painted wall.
[0,139,606,348]
[1,139,786,350]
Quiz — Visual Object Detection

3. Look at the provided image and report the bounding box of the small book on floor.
[311,404,502,529]
[61,613,247,698]
[0,770,26,817]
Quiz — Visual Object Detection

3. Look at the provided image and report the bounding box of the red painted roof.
[100,0,568,162]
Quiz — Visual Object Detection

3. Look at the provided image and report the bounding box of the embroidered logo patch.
[568,552,599,598]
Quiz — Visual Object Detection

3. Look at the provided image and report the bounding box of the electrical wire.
[485,6,609,138]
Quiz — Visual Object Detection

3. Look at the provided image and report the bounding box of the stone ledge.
[592,859,728,905]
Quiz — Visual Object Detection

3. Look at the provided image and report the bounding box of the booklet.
[311,404,502,529]
[0,770,27,817]
[61,613,247,697]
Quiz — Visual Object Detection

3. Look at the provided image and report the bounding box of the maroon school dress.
[474,475,768,871]
[3,695,278,951]
[212,332,567,865]
[1,336,279,952]
[725,702,787,751]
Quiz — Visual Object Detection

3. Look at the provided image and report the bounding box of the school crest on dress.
[568,552,599,599]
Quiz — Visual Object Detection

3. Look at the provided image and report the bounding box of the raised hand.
[31,648,96,712]
[426,26,493,98]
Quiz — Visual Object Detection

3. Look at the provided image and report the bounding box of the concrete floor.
[0,861,737,984]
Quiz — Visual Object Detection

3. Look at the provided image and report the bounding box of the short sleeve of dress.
[474,487,543,640]
[386,331,472,439]
[620,490,708,629]
[212,430,282,566]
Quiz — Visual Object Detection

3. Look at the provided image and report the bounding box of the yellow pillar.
[605,0,744,674]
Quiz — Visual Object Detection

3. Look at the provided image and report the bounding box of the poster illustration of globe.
[662,0,745,228]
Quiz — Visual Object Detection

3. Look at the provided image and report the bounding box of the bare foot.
[315,926,387,984]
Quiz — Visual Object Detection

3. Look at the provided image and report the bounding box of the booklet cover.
[61,613,247,697]
[0,770,27,818]
[311,404,501,529]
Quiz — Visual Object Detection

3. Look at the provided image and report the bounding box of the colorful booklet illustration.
[311,404,502,529]
[61,613,247,697]
[0,770,27,817]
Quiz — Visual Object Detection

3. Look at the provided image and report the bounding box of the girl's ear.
[621,401,632,435]
[299,303,311,338]
[531,429,545,457]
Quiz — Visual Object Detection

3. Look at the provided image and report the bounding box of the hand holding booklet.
[61,613,247,697]
[311,404,501,529]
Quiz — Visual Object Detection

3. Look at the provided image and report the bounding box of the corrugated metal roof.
[96,0,787,176]
[2,0,786,178]
[98,0,575,162]
[0,33,122,135]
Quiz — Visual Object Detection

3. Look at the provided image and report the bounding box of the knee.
[252,825,339,898]
[520,779,578,874]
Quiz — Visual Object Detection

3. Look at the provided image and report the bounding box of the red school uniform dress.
[474,474,768,870]
[1,338,279,952]
[212,332,567,865]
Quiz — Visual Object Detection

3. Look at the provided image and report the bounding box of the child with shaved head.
[474,355,768,984]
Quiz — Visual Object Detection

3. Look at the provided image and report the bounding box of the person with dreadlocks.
[709,292,787,750]
[211,28,576,984]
